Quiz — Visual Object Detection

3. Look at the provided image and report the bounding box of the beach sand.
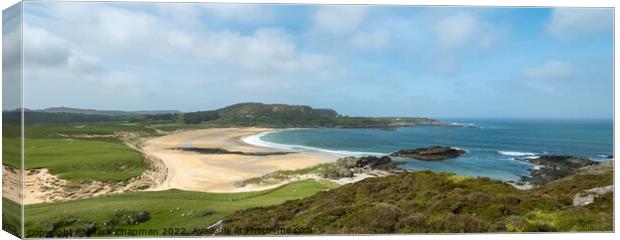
[143,128,338,192]
[1,127,335,204]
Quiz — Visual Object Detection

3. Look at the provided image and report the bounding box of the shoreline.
[8,126,599,204]
[142,127,339,193]
[242,129,386,157]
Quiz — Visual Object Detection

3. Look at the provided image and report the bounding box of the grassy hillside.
[24,138,145,181]
[183,102,438,127]
[3,197,22,238]
[3,123,158,182]
[221,167,613,234]
[22,180,333,237]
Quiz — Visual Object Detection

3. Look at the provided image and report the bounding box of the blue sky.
[14,2,614,118]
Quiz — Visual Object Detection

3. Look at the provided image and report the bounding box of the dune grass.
[23,179,332,237]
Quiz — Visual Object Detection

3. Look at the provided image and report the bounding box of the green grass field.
[2,137,21,168]
[23,180,332,237]
[2,123,160,182]
[24,138,146,181]
[2,122,336,237]
[2,197,22,238]
[23,123,156,138]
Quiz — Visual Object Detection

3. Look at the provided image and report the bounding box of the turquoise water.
[259,119,613,181]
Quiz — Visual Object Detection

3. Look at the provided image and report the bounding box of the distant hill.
[3,103,438,127]
[42,107,181,116]
[183,102,438,128]
[218,166,613,234]
[2,107,181,124]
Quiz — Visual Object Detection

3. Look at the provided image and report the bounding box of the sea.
[243,119,613,182]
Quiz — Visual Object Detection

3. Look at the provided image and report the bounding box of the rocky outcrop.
[322,156,399,179]
[339,156,397,171]
[573,185,613,207]
[521,155,600,185]
[390,146,466,161]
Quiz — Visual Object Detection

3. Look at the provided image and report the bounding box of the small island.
[391,146,466,161]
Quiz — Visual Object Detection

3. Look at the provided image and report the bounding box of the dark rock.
[390,146,466,161]
[322,156,399,179]
[520,155,600,185]
[357,156,396,170]
[174,147,291,156]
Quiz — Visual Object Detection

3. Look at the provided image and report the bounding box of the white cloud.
[22,3,338,108]
[434,13,478,50]
[23,25,147,98]
[426,12,507,74]
[24,25,91,71]
[202,4,274,24]
[67,51,104,75]
[192,27,335,85]
[352,30,390,50]
[155,3,203,29]
[433,12,504,51]
[547,8,613,38]
[95,7,157,45]
[2,9,21,70]
[167,31,193,50]
[523,60,574,79]
[23,24,72,67]
[313,6,366,35]
[2,5,22,110]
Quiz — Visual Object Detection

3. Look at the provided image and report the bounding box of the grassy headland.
[221,165,613,234]
[182,103,439,128]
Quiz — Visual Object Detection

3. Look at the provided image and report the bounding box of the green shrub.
[104,209,150,226]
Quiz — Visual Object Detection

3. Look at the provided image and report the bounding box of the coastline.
[243,129,386,157]
[9,125,607,204]
[142,128,339,193]
[2,128,340,205]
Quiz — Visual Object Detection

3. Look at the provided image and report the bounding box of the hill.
[4,103,439,127]
[218,165,613,234]
[2,109,180,124]
[183,102,439,128]
[42,107,181,116]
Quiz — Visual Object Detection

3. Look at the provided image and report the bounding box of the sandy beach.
[143,128,338,192]
[1,127,336,204]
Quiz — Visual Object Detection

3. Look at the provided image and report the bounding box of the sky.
[5,2,614,118]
